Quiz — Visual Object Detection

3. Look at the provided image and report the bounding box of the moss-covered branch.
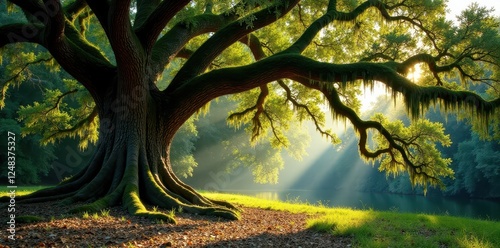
[150,13,239,79]
[174,54,499,133]
[0,57,53,108]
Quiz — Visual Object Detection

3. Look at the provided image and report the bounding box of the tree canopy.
[1,0,500,221]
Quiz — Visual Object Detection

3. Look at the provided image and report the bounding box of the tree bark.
[7,77,239,223]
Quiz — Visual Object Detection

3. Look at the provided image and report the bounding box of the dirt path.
[0,201,351,247]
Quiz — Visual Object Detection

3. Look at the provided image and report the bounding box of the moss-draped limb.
[303,79,449,189]
[175,54,499,130]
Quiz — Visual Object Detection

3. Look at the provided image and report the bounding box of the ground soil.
[0,201,352,247]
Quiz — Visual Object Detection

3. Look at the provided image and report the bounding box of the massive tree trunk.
[12,75,239,223]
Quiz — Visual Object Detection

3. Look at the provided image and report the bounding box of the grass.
[1,186,49,196]
[203,191,500,248]
[2,187,499,247]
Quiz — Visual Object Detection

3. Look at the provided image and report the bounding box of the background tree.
[1,0,499,223]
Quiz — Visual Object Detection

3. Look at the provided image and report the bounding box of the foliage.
[372,113,453,192]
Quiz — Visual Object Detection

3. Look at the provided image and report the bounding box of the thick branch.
[84,0,110,33]
[133,0,161,28]
[106,0,145,70]
[43,0,65,44]
[150,13,240,79]
[167,0,300,92]
[1,4,115,105]
[135,0,191,51]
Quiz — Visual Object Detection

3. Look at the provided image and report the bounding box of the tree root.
[1,139,241,224]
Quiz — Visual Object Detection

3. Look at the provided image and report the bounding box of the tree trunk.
[8,77,239,223]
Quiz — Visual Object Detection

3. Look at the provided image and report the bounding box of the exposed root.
[143,167,240,221]
[124,184,177,224]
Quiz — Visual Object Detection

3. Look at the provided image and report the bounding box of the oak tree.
[1,0,499,222]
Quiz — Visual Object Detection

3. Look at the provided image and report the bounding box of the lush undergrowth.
[2,187,499,247]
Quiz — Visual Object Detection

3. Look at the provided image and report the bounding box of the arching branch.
[171,54,499,134]
[133,0,161,28]
[0,3,116,105]
[305,80,445,188]
[167,0,300,92]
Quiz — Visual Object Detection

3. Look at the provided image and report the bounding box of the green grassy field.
[204,192,500,248]
[2,187,498,247]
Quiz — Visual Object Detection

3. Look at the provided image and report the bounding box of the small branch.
[44,89,79,115]
[45,106,98,141]
[263,111,286,146]
[277,80,335,140]
[228,85,269,141]
[1,57,53,87]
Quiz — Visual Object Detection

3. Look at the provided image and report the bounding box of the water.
[225,189,500,221]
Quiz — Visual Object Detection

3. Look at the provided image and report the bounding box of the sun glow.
[406,64,423,83]
[359,64,423,113]
[359,81,388,113]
